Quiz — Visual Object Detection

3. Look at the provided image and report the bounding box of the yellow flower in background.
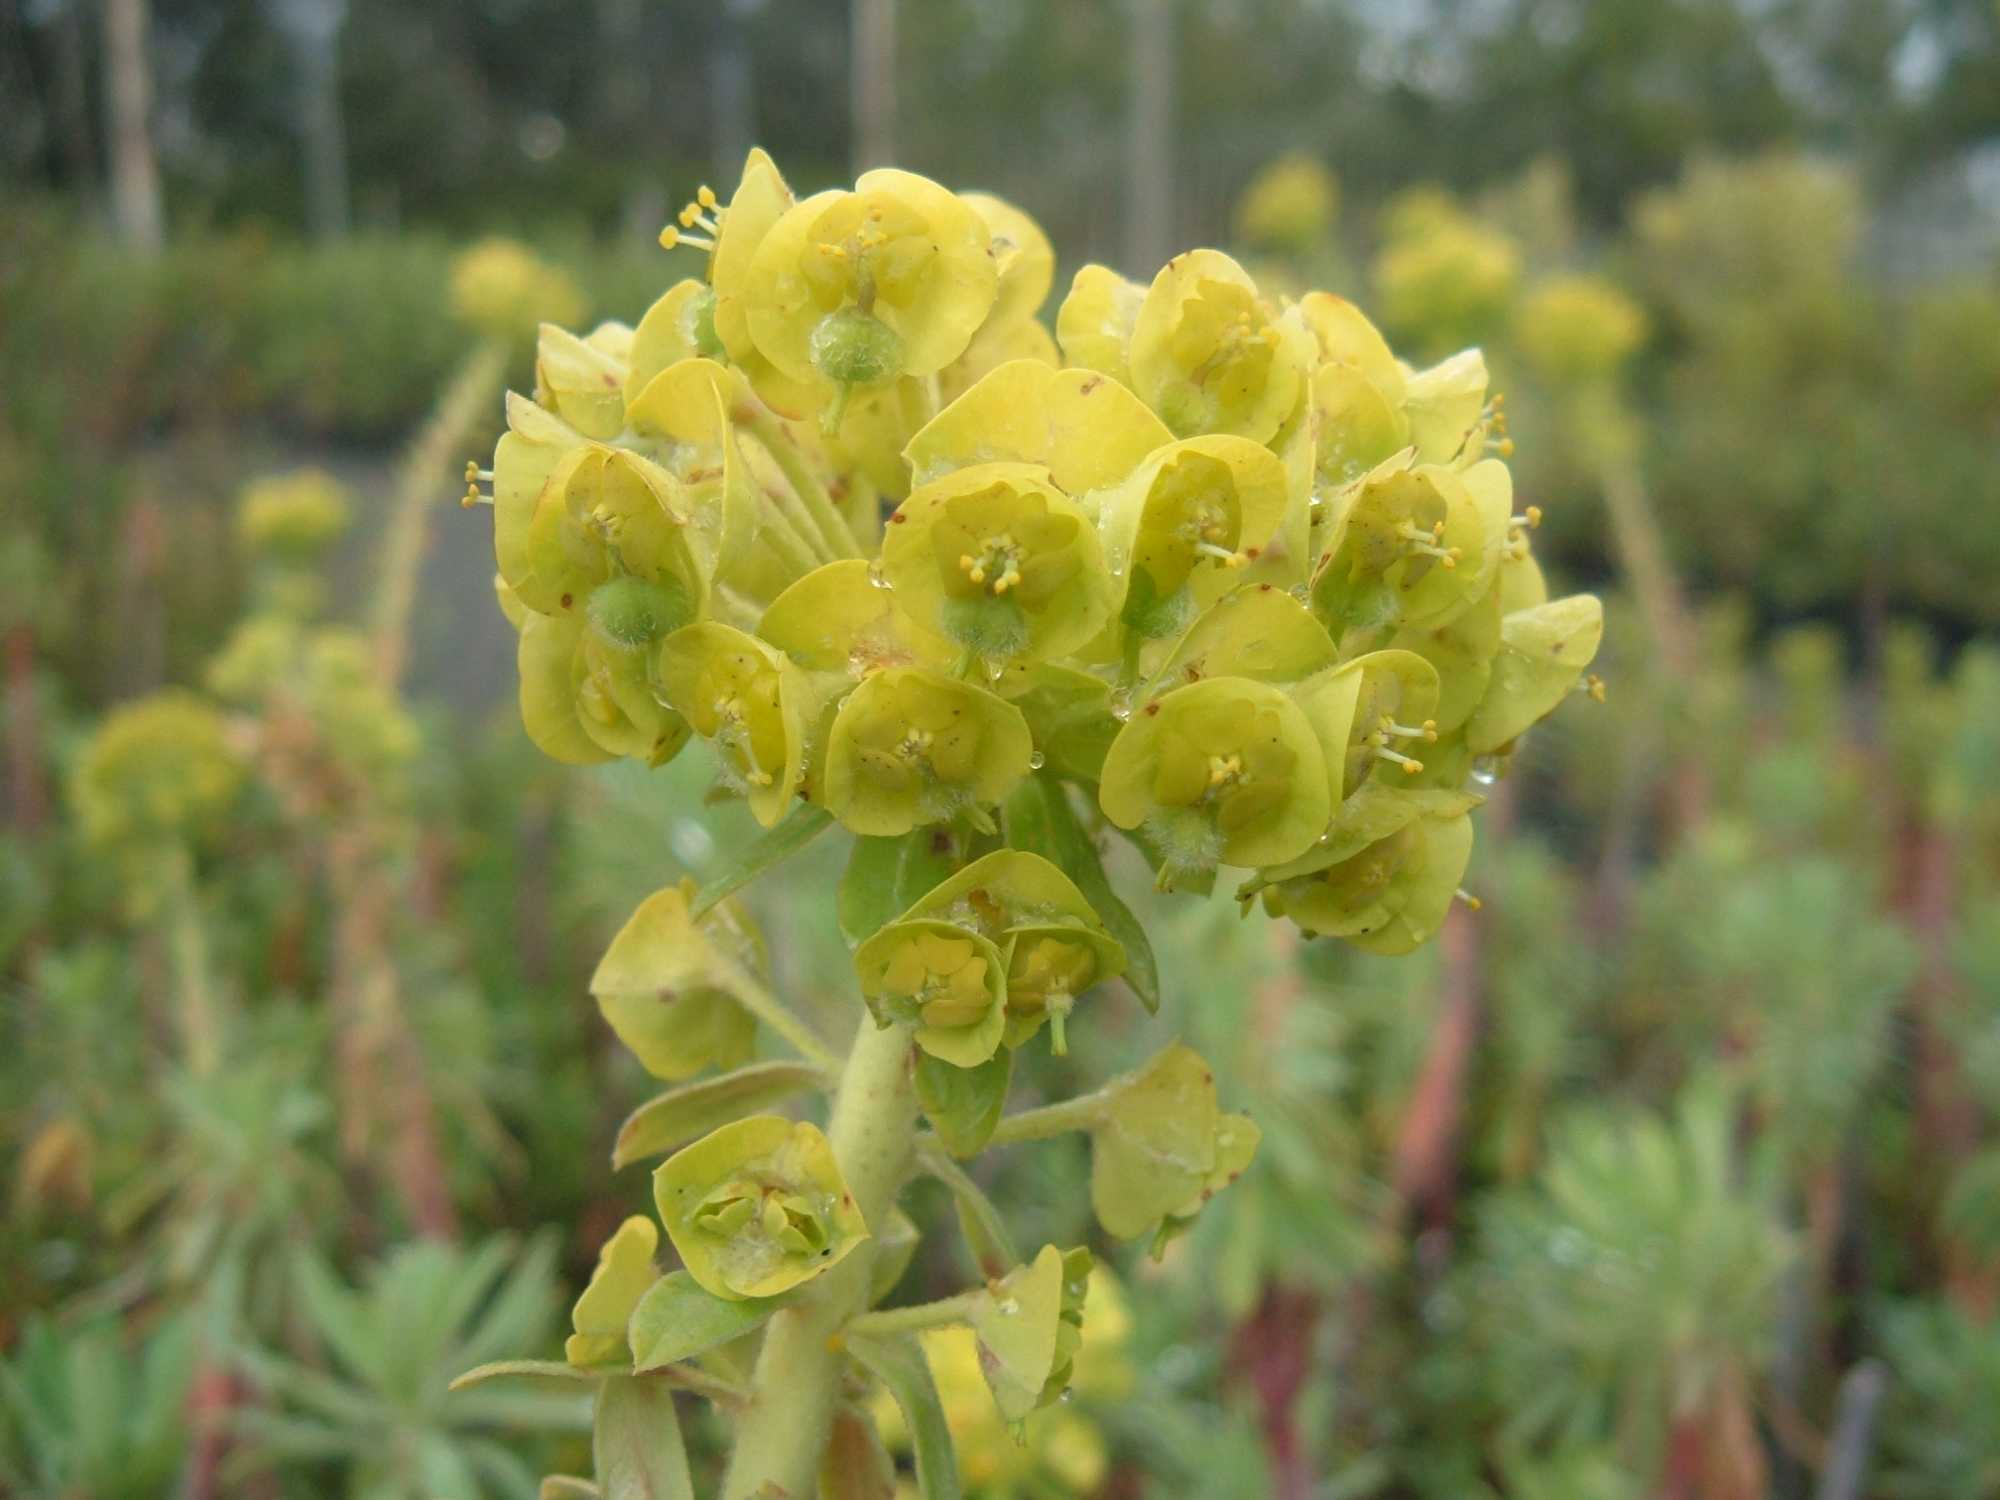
[449,237,586,342]
[1234,152,1340,252]
[72,691,244,853]
[875,1266,1134,1498]
[1371,196,1521,352]
[236,469,351,562]
[1513,273,1650,386]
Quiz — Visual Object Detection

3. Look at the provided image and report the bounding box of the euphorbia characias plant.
[452,148,1603,1495]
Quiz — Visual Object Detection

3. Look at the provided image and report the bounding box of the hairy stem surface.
[720,1015,917,1498]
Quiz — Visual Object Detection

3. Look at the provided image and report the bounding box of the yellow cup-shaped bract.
[745,170,998,388]
[882,461,1115,668]
[854,918,1009,1067]
[653,1116,869,1301]
[1256,783,1480,953]
[1128,250,1312,445]
[1055,264,1146,389]
[904,358,1172,497]
[1099,675,1331,873]
[822,667,1034,836]
[657,622,812,827]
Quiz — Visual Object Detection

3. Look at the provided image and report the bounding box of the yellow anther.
[679,203,701,228]
[1494,437,1516,457]
[697,185,719,210]
[1584,673,1607,703]
[1372,744,1425,775]
[1455,887,1483,911]
[659,225,680,249]
[1207,753,1244,786]
[1379,715,1438,743]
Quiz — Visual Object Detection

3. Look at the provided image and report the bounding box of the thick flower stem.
[720,1015,917,1499]
[164,851,220,1081]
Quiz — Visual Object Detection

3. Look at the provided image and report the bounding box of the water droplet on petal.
[1027,751,1046,769]
[866,562,891,590]
[1470,755,1502,786]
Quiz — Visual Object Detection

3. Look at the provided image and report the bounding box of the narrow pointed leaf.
[691,804,833,916]
[844,1334,962,1500]
[593,1374,694,1500]
[838,828,967,947]
[450,1360,598,1396]
[612,1062,828,1168]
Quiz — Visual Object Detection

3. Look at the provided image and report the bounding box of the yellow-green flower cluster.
[475,148,1601,962]
[1233,152,1340,253]
[1513,273,1650,386]
[235,469,351,563]
[71,690,244,854]
[449,237,587,343]
[1370,189,1522,353]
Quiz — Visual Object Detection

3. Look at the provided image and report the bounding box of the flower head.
[653,1115,868,1300]
[823,667,1033,835]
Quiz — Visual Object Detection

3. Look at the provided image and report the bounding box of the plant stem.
[372,339,510,690]
[847,1289,981,1337]
[741,406,864,559]
[712,956,842,1072]
[986,1090,1104,1147]
[720,1016,918,1499]
[164,846,220,1079]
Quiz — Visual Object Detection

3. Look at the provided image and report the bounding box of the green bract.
[1252,783,1481,953]
[969,1246,1092,1421]
[656,623,813,826]
[565,1216,660,1368]
[653,1116,868,1301]
[1088,1044,1259,1244]
[1099,677,1331,877]
[588,880,767,1082]
[822,667,1033,836]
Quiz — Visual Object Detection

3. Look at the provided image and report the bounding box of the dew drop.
[1470,755,1502,786]
[1028,751,1046,769]
[866,562,891,590]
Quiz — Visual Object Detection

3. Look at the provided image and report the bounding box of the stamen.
[1454,887,1483,910]
[462,459,494,508]
[1379,716,1438,743]
[1373,744,1425,775]
[1206,753,1244,787]
[1578,673,1607,703]
[659,225,717,252]
[1509,506,1542,534]
[1395,519,1461,569]
[1194,540,1248,568]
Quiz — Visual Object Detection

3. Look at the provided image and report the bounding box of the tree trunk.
[103,0,163,253]
[851,0,896,173]
[1123,0,1174,276]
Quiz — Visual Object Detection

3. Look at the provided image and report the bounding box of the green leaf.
[1003,774,1161,1012]
[593,1374,694,1500]
[844,1334,962,1500]
[628,1272,783,1370]
[691,804,833,916]
[838,828,967,947]
[916,1146,1021,1280]
[450,1360,598,1396]
[913,1049,1012,1159]
[540,1479,601,1500]
[612,1062,828,1169]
